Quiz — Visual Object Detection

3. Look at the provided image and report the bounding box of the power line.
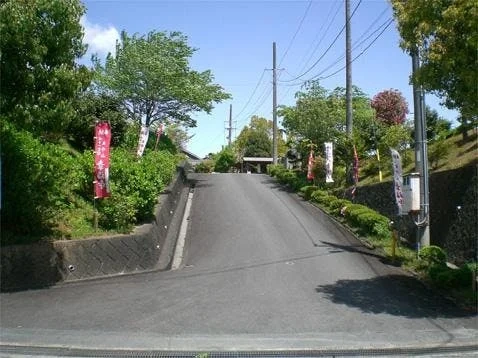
[279,1,313,66]
[294,1,343,76]
[280,0,363,83]
[232,69,267,120]
[312,18,394,81]
[280,13,393,88]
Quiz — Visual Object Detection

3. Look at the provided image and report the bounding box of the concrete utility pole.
[345,0,353,137]
[228,104,232,146]
[411,49,430,248]
[272,42,278,164]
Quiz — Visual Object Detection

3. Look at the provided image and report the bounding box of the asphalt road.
[1,173,476,353]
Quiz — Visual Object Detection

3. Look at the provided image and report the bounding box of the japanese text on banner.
[94,122,111,198]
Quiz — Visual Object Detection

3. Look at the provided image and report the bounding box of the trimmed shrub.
[267,164,284,177]
[418,245,447,268]
[1,121,82,237]
[310,190,329,203]
[428,264,473,289]
[300,185,320,200]
[97,148,177,231]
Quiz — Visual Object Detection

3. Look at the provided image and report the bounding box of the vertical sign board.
[391,148,404,214]
[94,122,111,198]
[325,142,334,183]
[137,125,150,157]
[307,149,315,181]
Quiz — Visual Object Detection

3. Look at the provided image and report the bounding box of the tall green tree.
[235,116,274,158]
[93,31,230,128]
[0,0,91,139]
[278,81,375,165]
[391,0,477,117]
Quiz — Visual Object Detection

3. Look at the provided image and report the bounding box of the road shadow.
[315,274,475,319]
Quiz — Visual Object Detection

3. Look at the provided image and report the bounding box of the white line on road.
[171,190,194,270]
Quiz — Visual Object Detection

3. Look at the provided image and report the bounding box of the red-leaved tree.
[371,89,409,125]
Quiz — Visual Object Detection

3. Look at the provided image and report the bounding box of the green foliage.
[69,92,128,151]
[0,121,82,237]
[279,83,374,167]
[391,0,477,116]
[428,264,473,289]
[428,139,451,170]
[214,147,235,173]
[310,190,329,203]
[299,186,320,200]
[418,245,447,268]
[0,0,92,139]
[195,160,215,173]
[93,30,230,128]
[267,164,285,177]
[97,149,177,230]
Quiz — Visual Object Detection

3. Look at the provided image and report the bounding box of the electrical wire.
[293,1,343,78]
[311,18,394,81]
[232,69,267,121]
[280,0,362,83]
[279,0,313,66]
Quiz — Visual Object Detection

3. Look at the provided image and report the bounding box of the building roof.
[242,157,274,163]
[180,147,202,161]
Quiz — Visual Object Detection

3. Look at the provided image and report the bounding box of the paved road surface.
[1,173,476,353]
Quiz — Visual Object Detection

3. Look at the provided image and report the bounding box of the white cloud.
[81,16,120,58]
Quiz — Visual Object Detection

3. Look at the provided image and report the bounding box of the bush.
[97,148,177,231]
[342,204,390,238]
[1,121,82,237]
[428,264,473,289]
[310,190,329,203]
[418,245,447,268]
[195,159,215,173]
[267,164,284,177]
[214,147,235,173]
[300,185,320,200]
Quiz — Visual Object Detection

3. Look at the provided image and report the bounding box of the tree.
[93,31,230,129]
[0,0,92,139]
[234,116,272,158]
[391,0,477,117]
[214,147,235,173]
[424,106,451,141]
[279,81,375,167]
[371,89,409,126]
[69,92,128,150]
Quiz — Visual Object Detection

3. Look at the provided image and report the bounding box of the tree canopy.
[0,0,91,139]
[391,0,477,117]
[93,31,231,128]
[371,89,409,126]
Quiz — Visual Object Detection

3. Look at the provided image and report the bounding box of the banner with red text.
[94,122,111,198]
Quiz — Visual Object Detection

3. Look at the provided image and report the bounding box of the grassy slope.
[359,129,477,186]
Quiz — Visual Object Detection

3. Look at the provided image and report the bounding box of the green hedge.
[1,121,82,235]
[97,148,177,231]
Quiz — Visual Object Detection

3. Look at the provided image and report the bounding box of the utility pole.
[272,42,278,164]
[412,48,430,248]
[345,0,353,137]
[228,104,232,146]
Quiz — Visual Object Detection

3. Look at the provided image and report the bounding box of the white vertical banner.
[325,142,334,183]
[136,125,150,157]
[391,148,404,213]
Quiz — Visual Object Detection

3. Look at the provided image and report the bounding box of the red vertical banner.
[307,149,315,181]
[94,122,111,199]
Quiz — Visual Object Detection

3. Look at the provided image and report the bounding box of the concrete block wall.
[1,164,190,291]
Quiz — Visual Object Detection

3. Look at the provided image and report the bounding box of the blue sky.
[81,0,459,157]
